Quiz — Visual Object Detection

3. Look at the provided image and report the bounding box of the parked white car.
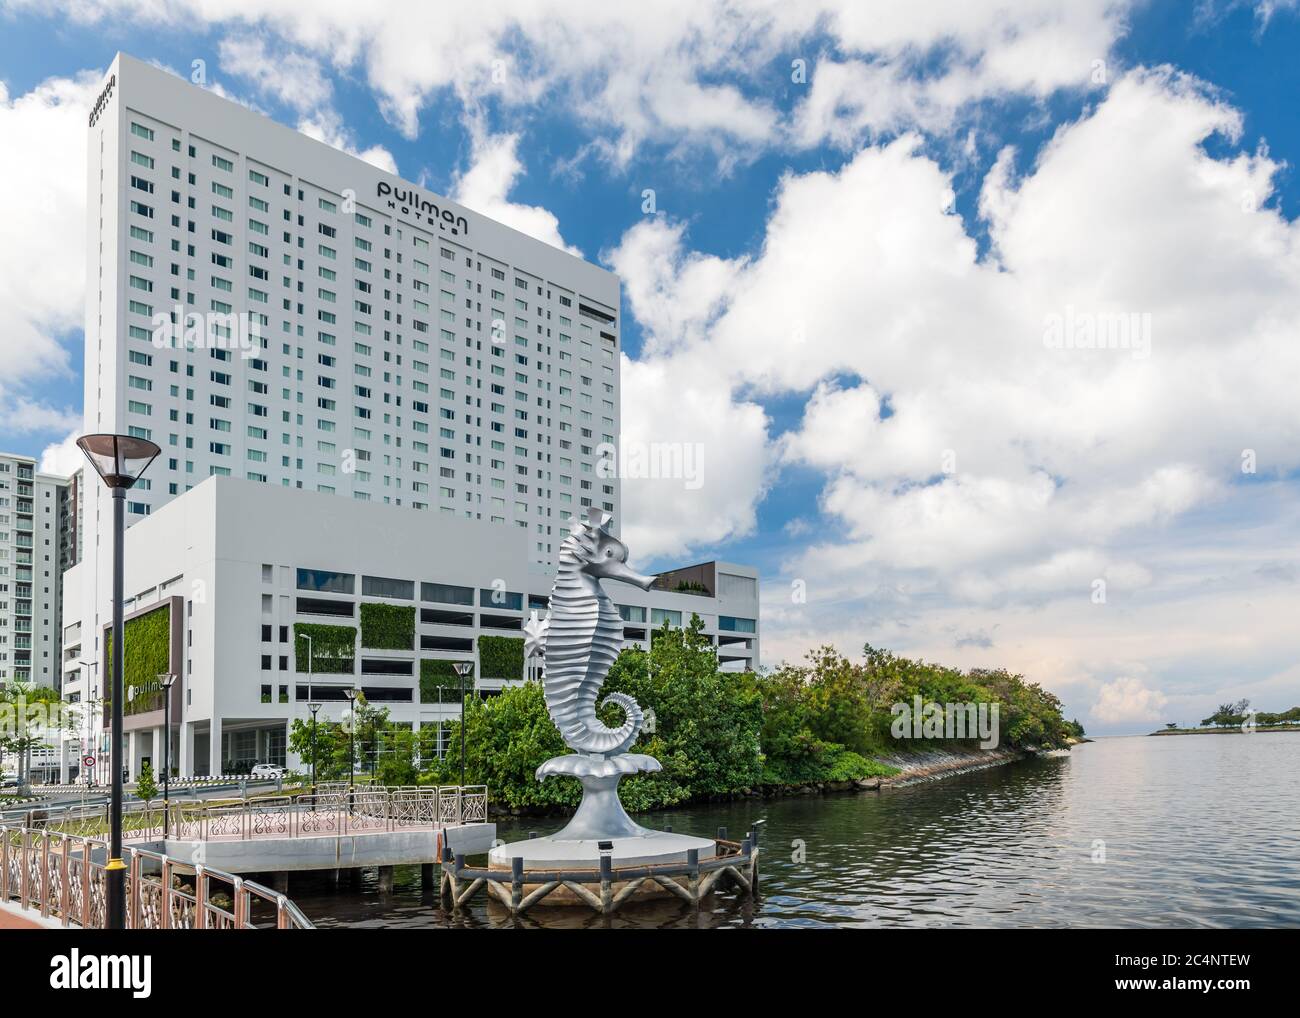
[250,764,287,779]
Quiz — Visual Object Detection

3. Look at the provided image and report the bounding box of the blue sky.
[2,1,1299,732]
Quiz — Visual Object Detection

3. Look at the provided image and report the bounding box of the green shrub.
[293,622,356,674]
[135,761,158,802]
[477,635,524,680]
[359,603,415,650]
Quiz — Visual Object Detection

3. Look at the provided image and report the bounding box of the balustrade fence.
[0,824,313,929]
[2,785,488,843]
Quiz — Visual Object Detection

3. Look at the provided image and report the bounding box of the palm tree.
[0,682,71,795]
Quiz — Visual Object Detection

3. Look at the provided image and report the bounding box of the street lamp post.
[157,673,177,838]
[76,658,97,786]
[369,714,377,784]
[307,702,321,798]
[342,687,358,808]
[77,433,159,931]
[453,662,473,787]
[297,632,318,794]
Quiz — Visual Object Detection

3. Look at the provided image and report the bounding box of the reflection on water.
[292,734,1300,928]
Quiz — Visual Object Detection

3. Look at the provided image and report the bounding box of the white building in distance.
[0,452,74,690]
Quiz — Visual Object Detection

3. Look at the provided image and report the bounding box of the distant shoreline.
[1148,725,1300,737]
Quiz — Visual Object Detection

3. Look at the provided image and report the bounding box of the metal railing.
[26,773,294,796]
[5,785,489,843]
[0,824,313,929]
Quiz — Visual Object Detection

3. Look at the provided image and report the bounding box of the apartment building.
[0,453,70,690]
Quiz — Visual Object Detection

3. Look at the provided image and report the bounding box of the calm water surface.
[293,734,1300,928]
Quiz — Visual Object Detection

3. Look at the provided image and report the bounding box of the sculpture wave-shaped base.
[536,752,663,841]
[536,752,661,781]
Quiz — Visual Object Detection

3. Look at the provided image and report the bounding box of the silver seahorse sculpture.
[525,507,662,839]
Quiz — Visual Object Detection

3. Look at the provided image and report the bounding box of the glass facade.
[296,567,354,594]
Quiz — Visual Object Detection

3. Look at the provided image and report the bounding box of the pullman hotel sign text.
[89,73,116,127]
[377,181,469,237]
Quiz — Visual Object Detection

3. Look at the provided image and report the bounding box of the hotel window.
[362,575,415,600]
[296,568,355,595]
[479,588,523,611]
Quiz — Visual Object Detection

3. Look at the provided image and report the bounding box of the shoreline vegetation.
[1148,700,1300,737]
[1150,725,1300,736]
[293,617,1084,818]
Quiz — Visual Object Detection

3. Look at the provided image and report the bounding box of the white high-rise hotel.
[85,54,619,544]
[59,54,758,780]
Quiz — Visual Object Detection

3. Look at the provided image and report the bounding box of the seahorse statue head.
[560,508,656,594]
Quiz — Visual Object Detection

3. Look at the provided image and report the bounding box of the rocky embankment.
[872,745,1043,786]
[757,744,1058,801]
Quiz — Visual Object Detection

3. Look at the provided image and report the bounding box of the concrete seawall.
[132,823,497,875]
[875,745,1045,786]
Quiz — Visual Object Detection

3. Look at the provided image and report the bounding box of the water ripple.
[293,733,1300,929]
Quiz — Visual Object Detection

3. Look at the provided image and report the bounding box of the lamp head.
[76,433,160,490]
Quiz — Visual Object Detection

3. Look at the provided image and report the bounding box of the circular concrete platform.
[489,830,716,871]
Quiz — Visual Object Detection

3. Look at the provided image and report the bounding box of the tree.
[135,760,158,802]
[420,627,1080,813]
[1202,704,1242,728]
[375,727,419,786]
[289,717,352,783]
[602,615,764,802]
[424,681,576,809]
[427,615,767,810]
[289,697,412,785]
[0,683,71,794]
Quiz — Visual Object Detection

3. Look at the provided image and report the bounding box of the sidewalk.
[0,898,61,929]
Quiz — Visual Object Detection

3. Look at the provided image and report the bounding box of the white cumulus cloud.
[1093,677,1169,725]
